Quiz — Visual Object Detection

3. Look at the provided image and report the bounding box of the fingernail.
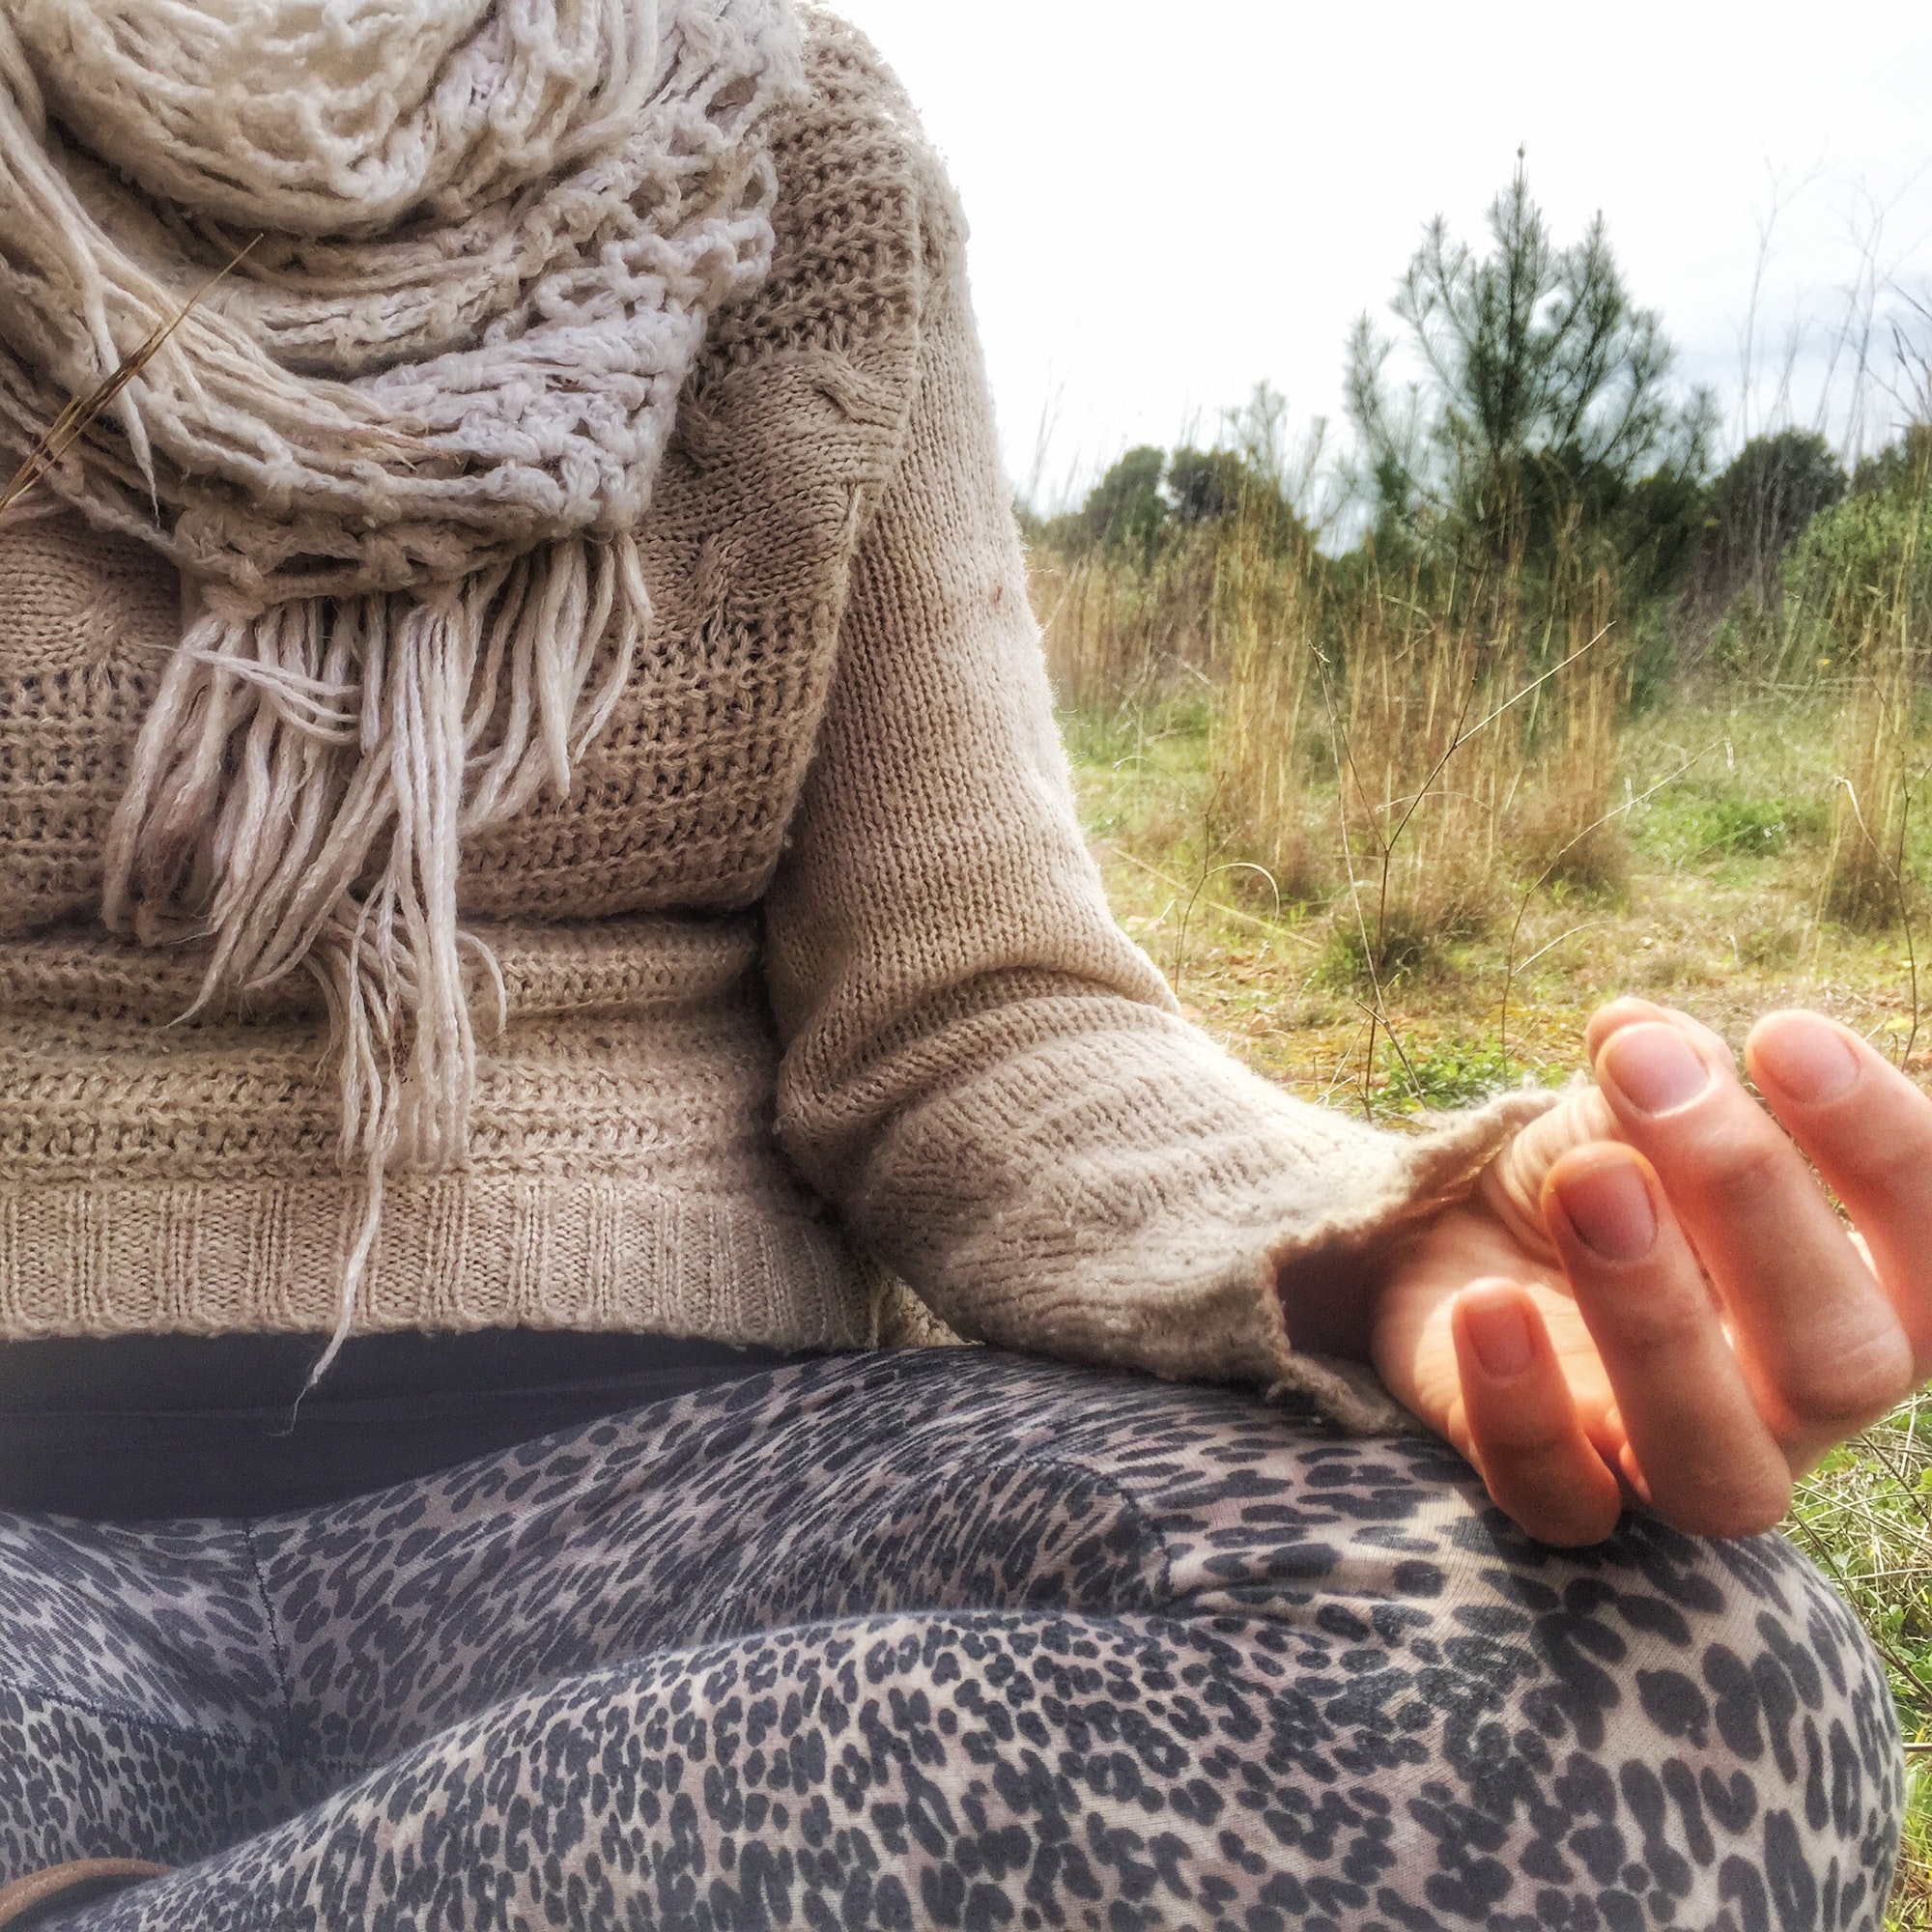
[1753,1014,1860,1105]
[1463,1290,1534,1379]
[1554,1158,1658,1263]
[1602,1023,1711,1116]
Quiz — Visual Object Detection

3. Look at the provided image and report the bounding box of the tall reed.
[1214,514,1322,898]
[1031,483,1640,982]
[1827,643,1917,927]
[1031,529,1219,712]
[1820,481,1928,928]
[1325,559,1515,979]
[1513,567,1632,892]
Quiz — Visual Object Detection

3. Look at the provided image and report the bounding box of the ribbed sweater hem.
[0,1177,875,1348]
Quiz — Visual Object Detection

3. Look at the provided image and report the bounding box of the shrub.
[1785,478,1932,672]
[1706,430,1848,604]
[1081,445,1168,564]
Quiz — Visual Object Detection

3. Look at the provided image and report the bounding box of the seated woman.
[0,2,1910,1925]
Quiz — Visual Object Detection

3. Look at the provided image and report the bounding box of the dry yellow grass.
[1065,684,1927,1108]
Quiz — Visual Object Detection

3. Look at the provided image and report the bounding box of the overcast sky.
[831,1,1932,511]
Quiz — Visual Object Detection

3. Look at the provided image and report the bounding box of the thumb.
[1478,1083,1620,1261]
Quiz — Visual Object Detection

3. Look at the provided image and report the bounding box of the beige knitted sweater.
[0,16,1551,1431]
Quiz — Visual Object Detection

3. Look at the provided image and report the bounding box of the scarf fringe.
[102,536,647,1383]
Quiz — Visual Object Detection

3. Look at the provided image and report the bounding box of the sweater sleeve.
[759,207,1558,1435]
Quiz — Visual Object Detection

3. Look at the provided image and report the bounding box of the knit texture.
[0,15,1557,1429]
[0,0,807,1380]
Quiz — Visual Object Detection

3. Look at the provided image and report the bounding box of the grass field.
[1065,687,1932,1101]
[1060,686,1932,1920]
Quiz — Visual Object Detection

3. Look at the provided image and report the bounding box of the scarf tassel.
[101,533,646,1385]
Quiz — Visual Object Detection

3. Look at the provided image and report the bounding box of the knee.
[1177,1504,1904,1931]
[1515,1518,1903,1929]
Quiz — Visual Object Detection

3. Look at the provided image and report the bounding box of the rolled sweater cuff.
[1253,1086,1566,1434]
[843,1009,1565,1434]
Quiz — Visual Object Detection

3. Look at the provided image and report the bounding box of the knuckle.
[1690,1126,1790,1211]
[1675,1468,1792,1542]
[1598,1291,1708,1359]
[1779,1323,1914,1435]
[1481,1405,1570,1457]
[1851,1131,1932,1209]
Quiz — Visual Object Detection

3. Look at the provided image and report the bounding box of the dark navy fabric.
[0,1330,804,1517]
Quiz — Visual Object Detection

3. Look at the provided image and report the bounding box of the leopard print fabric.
[0,1350,1902,1929]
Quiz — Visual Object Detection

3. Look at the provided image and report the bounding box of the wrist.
[1273,1239,1383,1363]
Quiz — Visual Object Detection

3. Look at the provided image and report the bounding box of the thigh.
[247,1349,1901,1927]
[943,1355,1903,1928]
[246,1349,1183,1768]
[0,1511,298,1879]
[75,1589,1899,1932]
[57,1607,1303,1931]
[1120,1404,1903,1930]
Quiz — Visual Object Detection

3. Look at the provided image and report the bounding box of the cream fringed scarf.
[0,0,805,1378]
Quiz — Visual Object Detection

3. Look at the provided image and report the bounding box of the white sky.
[831,1,1932,512]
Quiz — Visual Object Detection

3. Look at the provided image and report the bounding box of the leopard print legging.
[0,1350,1903,1930]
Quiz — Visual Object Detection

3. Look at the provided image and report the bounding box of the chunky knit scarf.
[0,0,803,1371]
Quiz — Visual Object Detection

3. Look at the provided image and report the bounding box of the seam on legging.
[242,1516,299,1761]
[981,1455,1332,1626]
[845,1451,1177,1612]
[994,1452,1177,1607]
[3,1678,274,1750]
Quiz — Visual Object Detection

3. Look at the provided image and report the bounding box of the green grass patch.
[1788,1396,1932,1740]
[1371,1037,1571,1111]
[1633,783,1829,867]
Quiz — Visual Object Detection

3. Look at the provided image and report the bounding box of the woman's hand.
[1369,997,1932,1547]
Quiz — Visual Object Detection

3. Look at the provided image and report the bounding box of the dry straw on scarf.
[0,0,805,1381]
